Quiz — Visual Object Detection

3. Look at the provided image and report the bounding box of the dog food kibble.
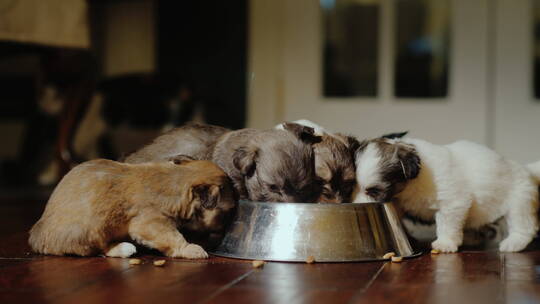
[391,256,403,263]
[252,260,265,268]
[129,258,142,265]
[306,256,315,264]
[153,260,166,267]
[383,252,396,259]
[431,249,440,254]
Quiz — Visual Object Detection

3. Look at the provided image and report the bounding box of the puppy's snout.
[319,195,339,204]
[290,193,319,204]
[353,193,378,204]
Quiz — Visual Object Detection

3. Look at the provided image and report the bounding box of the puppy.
[124,123,230,163]
[276,120,358,203]
[353,137,539,253]
[528,160,540,184]
[276,120,407,203]
[29,157,236,258]
[212,125,322,202]
[126,123,323,203]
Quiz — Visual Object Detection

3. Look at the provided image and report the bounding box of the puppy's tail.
[28,220,47,254]
[527,160,540,184]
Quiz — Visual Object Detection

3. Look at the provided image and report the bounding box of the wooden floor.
[2,198,540,304]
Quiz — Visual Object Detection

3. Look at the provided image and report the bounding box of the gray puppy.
[125,123,323,203]
[125,123,230,163]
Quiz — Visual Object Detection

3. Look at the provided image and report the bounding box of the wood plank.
[54,257,255,304]
[502,251,540,302]
[354,252,505,304]
[0,256,134,303]
[206,261,385,304]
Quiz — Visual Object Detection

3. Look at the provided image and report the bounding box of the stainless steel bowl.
[210,201,417,262]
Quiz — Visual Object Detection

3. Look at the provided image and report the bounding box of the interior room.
[1,0,540,303]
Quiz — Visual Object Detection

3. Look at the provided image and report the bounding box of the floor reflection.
[248,263,307,303]
[430,254,502,304]
[503,253,540,303]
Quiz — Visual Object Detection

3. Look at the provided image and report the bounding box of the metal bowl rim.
[209,251,424,263]
[239,200,392,209]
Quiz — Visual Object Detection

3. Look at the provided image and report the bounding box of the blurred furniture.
[0,0,89,48]
[0,0,92,182]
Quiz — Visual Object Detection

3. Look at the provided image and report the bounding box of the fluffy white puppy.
[353,137,539,253]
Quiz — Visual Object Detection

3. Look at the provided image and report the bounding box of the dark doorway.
[157,1,248,129]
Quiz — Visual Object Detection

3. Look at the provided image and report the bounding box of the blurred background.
[0,0,539,201]
[0,0,247,197]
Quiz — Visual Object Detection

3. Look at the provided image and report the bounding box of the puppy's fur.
[276,120,357,203]
[29,158,236,258]
[276,120,408,203]
[528,160,540,184]
[124,123,230,163]
[126,123,322,203]
[213,127,322,203]
[353,137,539,253]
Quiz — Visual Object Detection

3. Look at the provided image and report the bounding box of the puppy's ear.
[381,131,408,139]
[396,143,421,180]
[335,134,361,158]
[168,154,195,165]
[192,184,220,209]
[233,146,258,177]
[354,139,369,155]
[282,122,322,144]
[345,135,361,151]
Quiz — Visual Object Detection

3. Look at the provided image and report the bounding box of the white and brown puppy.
[276,120,407,203]
[125,123,323,203]
[29,158,236,258]
[276,120,357,203]
[528,160,540,184]
[353,137,539,253]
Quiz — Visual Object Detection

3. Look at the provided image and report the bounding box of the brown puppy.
[125,123,230,163]
[29,158,236,258]
[125,123,323,203]
[311,133,358,203]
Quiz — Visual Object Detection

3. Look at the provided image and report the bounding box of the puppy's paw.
[173,244,209,259]
[106,242,137,258]
[499,236,530,252]
[431,238,458,253]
